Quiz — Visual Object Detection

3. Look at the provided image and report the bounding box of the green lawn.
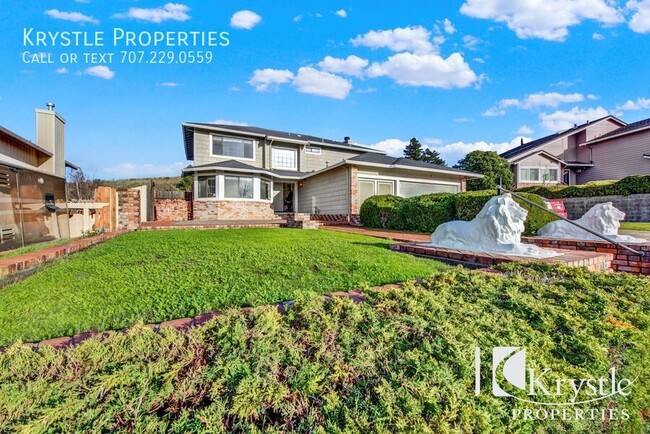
[0,264,647,432]
[620,222,650,231]
[0,228,447,345]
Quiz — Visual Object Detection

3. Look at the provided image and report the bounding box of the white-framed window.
[224,175,254,199]
[272,147,297,170]
[197,176,216,198]
[212,135,255,160]
[305,146,321,155]
[261,178,272,201]
[520,167,559,182]
[399,181,458,197]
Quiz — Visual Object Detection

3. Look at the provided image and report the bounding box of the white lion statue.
[537,202,647,243]
[429,194,560,258]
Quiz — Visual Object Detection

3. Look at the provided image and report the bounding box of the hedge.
[516,175,650,198]
[360,190,559,236]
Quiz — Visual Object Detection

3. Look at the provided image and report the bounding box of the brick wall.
[117,189,140,230]
[562,194,650,221]
[522,237,650,275]
[193,200,281,220]
[154,198,191,222]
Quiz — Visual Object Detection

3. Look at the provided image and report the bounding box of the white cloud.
[336,9,347,18]
[356,87,377,94]
[460,0,624,41]
[112,3,190,23]
[55,67,68,74]
[230,10,262,29]
[350,26,436,54]
[587,94,599,100]
[617,97,650,110]
[366,52,480,89]
[515,125,534,135]
[317,55,368,77]
[248,68,294,91]
[628,0,650,33]
[453,117,474,123]
[45,9,99,24]
[443,18,456,34]
[228,86,240,92]
[103,162,185,178]
[367,137,525,161]
[157,82,178,87]
[473,57,485,64]
[292,67,352,99]
[592,32,605,40]
[485,92,586,115]
[550,79,582,88]
[369,139,409,156]
[463,35,480,49]
[293,15,302,22]
[210,119,248,126]
[84,66,115,79]
[539,106,610,131]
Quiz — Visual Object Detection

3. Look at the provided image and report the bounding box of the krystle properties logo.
[474,347,635,421]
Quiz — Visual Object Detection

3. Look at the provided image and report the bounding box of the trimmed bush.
[359,195,403,229]
[395,193,457,233]
[516,175,650,198]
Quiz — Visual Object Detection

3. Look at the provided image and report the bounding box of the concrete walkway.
[620,229,650,240]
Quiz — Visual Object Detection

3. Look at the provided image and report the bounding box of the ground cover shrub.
[0,264,647,432]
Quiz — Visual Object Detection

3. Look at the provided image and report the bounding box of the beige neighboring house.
[500,115,650,189]
[0,103,79,250]
[182,123,482,222]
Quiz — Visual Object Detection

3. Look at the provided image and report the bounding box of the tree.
[453,150,513,191]
[403,137,423,160]
[422,148,446,166]
[176,175,194,192]
[66,169,98,201]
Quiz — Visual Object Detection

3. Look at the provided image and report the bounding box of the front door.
[273,182,295,212]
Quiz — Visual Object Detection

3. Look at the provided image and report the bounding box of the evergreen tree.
[454,150,513,191]
[422,148,446,166]
[403,137,423,160]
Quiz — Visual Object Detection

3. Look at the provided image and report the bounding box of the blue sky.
[1,1,650,179]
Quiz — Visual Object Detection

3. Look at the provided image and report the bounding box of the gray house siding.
[578,130,650,183]
[193,129,265,168]
[298,166,349,214]
[302,147,362,172]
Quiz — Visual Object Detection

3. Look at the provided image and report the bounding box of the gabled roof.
[500,115,625,160]
[182,122,384,160]
[510,150,565,165]
[587,116,650,144]
[347,153,483,178]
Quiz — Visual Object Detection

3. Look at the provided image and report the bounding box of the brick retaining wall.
[117,189,140,230]
[154,198,191,222]
[522,237,650,275]
[562,194,650,221]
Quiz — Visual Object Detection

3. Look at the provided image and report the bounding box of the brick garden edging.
[522,237,650,275]
[0,231,127,279]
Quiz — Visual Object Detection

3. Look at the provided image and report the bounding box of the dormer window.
[212,135,254,160]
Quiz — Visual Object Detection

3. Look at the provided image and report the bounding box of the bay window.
[197,176,216,198]
[224,175,254,199]
[261,179,272,200]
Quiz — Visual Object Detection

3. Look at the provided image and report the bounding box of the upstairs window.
[272,147,297,170]
[212,135,254,159]
[305,146,321,155]
[520,167,558,182]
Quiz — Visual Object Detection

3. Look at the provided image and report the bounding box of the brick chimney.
[35,102,66,177]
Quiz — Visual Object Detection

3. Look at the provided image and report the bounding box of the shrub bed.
[360,191,558,235]
[516,175,650,198]
[0,265,647,432]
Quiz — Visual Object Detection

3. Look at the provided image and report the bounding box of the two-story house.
[181,123,482,222]
[500,115,650,189]
[0,103,78,250]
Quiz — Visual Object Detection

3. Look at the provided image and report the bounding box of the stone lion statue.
[430,194,560,258]
[537,202,647,243]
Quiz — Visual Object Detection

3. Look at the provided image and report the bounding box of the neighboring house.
[501,115,650,189]
[0,103,78,250]
[182,123,482,222]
